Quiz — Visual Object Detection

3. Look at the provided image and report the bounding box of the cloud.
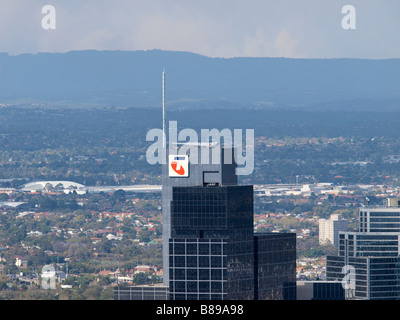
[131,12,219,53]
[0,0,399,59]
[274,30,300,58]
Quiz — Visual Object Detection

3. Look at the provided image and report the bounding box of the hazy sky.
[1,0,399,58]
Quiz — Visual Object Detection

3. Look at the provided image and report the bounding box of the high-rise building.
[161,142,295,300]
[326,198,400,300]
[168,184,297,300]
[296,281,345,300]
[162,145,237,286]
[254,233,297,300]
[319,214,348,247]
[169,185,254,300]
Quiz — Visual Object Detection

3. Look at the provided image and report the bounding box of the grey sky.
[1,0,399,58]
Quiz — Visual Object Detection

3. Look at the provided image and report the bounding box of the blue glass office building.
[169,185,254,300]
[162,145,296,300]
[162,145,237,286]
[326,199,400,300]
[168,185,297,300]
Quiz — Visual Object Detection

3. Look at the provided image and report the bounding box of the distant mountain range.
[0,50,399,110]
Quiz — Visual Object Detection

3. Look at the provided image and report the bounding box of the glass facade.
[312,282,345,300]
[327,204,400,300]
[338,232,400,258]
[171,185,253,232]
[326,256,345,281]
[254,233,297,300]
[359,209,400,232]
[114,285,169,300]
[169,185,254,300]
[297,281,345,300]
[169,238,229,300]
[168,185,297,300]
[368,257,400,300]
[162,146,237,285]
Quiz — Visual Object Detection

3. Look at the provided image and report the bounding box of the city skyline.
[1,0,400,304]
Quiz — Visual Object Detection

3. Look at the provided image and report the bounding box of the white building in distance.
[319,214,348,247]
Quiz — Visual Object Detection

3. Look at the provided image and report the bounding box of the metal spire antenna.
[162,69,166,149]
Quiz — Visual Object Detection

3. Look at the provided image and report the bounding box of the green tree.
[99,286,114,300]
[132,272,149,285]
[110,189,126,205]
[83,283,102,300]
[138,229,153,243]
[98,238,113,253]
[0,193,9,201]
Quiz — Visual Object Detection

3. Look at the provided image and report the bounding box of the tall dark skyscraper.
[168,184,297,300]
[254,233,297,300]
[162,145,237,286]
[162,144,296,300]
[116,74,295,301]
[169,185,255,300]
